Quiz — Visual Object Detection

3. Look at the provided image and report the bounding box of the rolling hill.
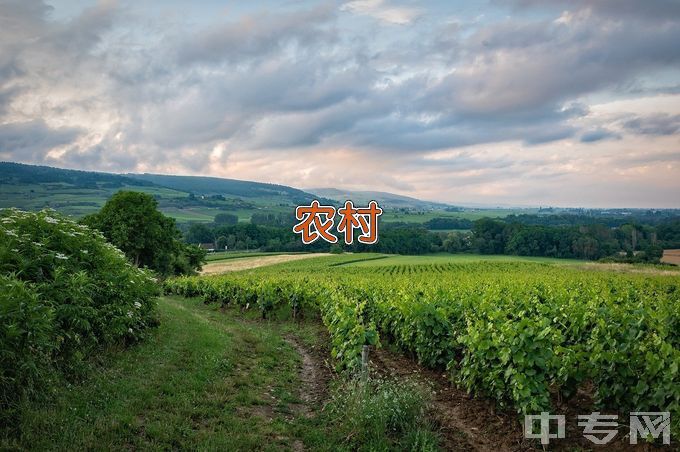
[0,162,324,222]
[128,173,322,205]
[0,162,480,226]
[308,187,455,210]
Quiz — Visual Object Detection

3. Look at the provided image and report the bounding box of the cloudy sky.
[1,0,679,207]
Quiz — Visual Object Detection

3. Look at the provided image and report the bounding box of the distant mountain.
[308,188,453,210]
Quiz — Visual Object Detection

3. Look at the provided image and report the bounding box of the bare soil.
[369,346,674,451]
[579,262,680,276]
[283,335,334,418]
[201,253,331,275]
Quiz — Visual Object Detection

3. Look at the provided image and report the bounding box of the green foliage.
[0,277,52,410]
[0,209,159,415]
[83,191,205,275]
[214,212,238,225]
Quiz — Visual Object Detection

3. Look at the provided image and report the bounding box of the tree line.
[183,210,680,263]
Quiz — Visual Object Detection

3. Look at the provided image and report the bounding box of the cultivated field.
[7,248,678,449]
[164,254,680,448]
[201,253,331,274]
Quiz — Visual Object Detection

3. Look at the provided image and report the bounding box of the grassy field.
[3,296,325,450]
[0,183,190,218]
[3,296,438,451]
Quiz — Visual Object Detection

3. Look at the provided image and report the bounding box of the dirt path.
[283,335,334,418]
[201,253,331,275]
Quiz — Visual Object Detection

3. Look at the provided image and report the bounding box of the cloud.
[504,0,680,22]
[425,14,680,117]
[580,128,620,143]
[342,0,420,25]
[623,113,680,136]
[0,119,81,161]
[0,0,678,207]
[176,4,337,65]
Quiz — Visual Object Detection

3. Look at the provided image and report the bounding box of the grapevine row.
[164,262,679,433]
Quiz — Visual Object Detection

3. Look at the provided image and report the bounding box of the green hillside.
[0,162,540,226]
[308,187,454,210]
[128,173,323,205]
[0,162,313,222]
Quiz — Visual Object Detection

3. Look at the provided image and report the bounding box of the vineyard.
[165,255,680,436]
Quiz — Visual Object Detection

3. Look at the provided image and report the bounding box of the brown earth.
[661,250,680,266]
[283,335,334,419]
[579,262,680,276]
[368,346,674,451]
[201,253,331,275]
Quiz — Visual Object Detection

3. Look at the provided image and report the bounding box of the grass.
[2,297,327,450]
[325,378,439,451]
[3,296,438,451]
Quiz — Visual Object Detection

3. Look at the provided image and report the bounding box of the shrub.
[0,209,159,413]
[325,378,439,451]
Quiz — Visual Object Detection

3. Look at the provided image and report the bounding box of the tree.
[83,191,205,275]
[214,213,238,225]
[216,235,228,250]
[185,223,215,244]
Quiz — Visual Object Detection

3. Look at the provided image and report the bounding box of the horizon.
[1,1,679,208]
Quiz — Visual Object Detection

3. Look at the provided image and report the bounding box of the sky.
[0,0,679,208]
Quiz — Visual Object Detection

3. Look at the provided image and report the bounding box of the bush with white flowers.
[0,209,159,411]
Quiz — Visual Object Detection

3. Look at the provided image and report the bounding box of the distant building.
[198,243,215,252]
[661,249,680,266]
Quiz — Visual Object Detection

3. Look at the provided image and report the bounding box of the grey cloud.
[50,143,139,172]
[0,119,80,160]
[619,151,680,166]
[176,4,336,65]
[623,114,680,136]
[503,0,680,22]
[580,128,620,143]
[427,17,680,118]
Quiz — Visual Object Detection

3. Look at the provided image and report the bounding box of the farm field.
[4,242,679,449]
[339,253,584,267]
[201,253,331,275]
[206,251,310,262]
[165,254,680,447]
